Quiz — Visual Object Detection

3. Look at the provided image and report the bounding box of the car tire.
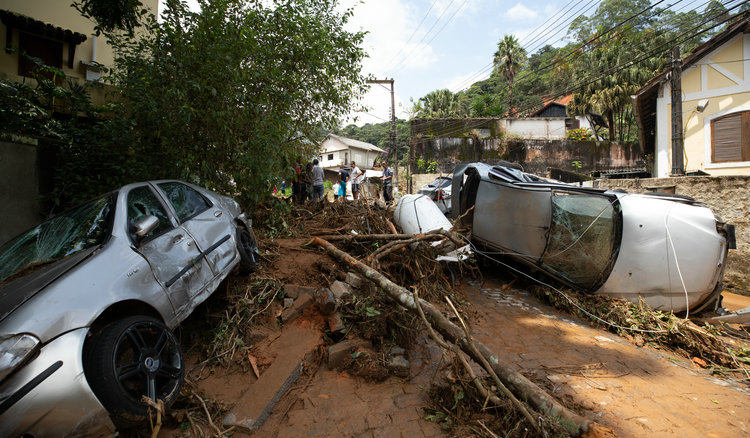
[84,315,184,429]
[237,225,259,274]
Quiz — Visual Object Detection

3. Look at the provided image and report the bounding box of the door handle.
[172,234,184,244]
[214,210,223,217]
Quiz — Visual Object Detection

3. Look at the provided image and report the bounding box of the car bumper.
[0,328,115,437]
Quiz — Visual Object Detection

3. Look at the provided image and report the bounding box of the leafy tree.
[73,0,145,34]
[493,35,526,114]
[411,89,468,118]
[105,0,367,204]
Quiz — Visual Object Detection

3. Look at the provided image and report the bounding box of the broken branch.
[310,237,589,435]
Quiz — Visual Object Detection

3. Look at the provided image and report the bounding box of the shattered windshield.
[540,193,618,290]
[0,195,115,284]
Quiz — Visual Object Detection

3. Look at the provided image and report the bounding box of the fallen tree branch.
[309,237,589,435]
[411,289,540,434]
[444,295,541,434]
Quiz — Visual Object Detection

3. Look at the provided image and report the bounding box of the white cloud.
[505,3,538,21]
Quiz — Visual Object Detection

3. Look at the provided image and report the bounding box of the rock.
[327,313,346,339]
[330,280,353,301]
[344,272,364,289]
[389,346,406,357]
[386,355,410,378]
[283,298,294,309]
[280,294,314,323]
[327,338,371,370]
[284,284,316,299]
[315,288,338,315]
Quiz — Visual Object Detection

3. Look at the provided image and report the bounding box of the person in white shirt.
[350,161,364,200]
[311,159,325,200]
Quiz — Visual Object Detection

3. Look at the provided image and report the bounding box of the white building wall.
[504,118,568,140]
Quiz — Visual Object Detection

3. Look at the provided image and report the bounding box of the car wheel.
[84,315,184,429]
[237,225,259,274]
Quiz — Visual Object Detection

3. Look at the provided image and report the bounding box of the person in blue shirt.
[337,167,350,202]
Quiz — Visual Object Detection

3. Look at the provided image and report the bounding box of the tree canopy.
[405,0,745,144]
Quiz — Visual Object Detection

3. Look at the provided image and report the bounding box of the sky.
[175,0,581,126]
[340,0,568,125]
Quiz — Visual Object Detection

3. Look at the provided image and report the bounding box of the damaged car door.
[155,182,236,277]
[127,185,213,317]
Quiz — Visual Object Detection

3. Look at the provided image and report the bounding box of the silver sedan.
[0,180,258,436]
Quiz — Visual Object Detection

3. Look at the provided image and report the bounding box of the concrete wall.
[0,140,42,245]
[593,176,750,295]
[413,136,644,176]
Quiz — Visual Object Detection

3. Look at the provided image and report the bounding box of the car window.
[127,187,173,240]
[158,182,211,223]
[540,193,617,290]
[0,195,114,284]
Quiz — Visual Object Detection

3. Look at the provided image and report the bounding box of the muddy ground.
[158,229,750,438]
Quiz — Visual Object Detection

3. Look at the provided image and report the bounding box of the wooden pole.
[309,237,590,435]
[670,46,684,176]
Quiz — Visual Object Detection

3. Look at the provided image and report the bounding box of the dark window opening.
[18,32,63,79]
[327,153,334,160]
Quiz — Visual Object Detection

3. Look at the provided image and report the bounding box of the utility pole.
[670,46,684,176]
[367,78,397,189]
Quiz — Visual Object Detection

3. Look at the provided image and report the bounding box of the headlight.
[0,334,39,381]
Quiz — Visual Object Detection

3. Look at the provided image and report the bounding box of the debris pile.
[532,285,750,380]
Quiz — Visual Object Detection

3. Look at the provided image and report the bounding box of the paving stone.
[280,293,314,323]
[387,355,410,378]
[327,312,346,337]
[345,272,364,288]
[222,325,320,432]
[283,297,294,309]
[330,280,353,301]
[315,288,338,315]
[389,346,406,357]
[327,338,371,370]
[284,284,316,299]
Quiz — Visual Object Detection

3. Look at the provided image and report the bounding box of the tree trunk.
[310,237,590,435]
[607,111,615,142]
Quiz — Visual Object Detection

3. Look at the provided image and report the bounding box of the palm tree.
[493,35,526,115]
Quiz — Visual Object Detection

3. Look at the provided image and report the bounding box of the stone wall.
[412,136,644,176]
[593,176,750,295]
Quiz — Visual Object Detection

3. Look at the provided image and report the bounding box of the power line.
[449,0,716,94]
[424,0,470,46]
[449,0,709,93]
[418,2,743,136]
[418,4,745,140]
[383,0,441,70]
[450,0,604,93]
[386,0,458,74]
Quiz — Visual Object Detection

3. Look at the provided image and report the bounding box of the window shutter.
[712,113,743,162]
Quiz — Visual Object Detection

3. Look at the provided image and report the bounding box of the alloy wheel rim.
[113,321,182,404]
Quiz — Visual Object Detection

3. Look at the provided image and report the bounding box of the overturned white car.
[452,163,735,314]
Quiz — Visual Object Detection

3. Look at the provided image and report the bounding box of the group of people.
[291,157,394,204]
[292,158,326,202]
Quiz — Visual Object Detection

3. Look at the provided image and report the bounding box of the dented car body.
[0,181,257,436]
[452,163,734,313]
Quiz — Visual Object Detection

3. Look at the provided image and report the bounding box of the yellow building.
[633,15,750,177]
[0,0,158,103]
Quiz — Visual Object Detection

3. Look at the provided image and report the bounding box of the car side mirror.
[133,215,159,238]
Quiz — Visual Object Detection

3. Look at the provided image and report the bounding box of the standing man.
[312,159,324,200]
[381,162,393,205]
[350,161,363,200]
